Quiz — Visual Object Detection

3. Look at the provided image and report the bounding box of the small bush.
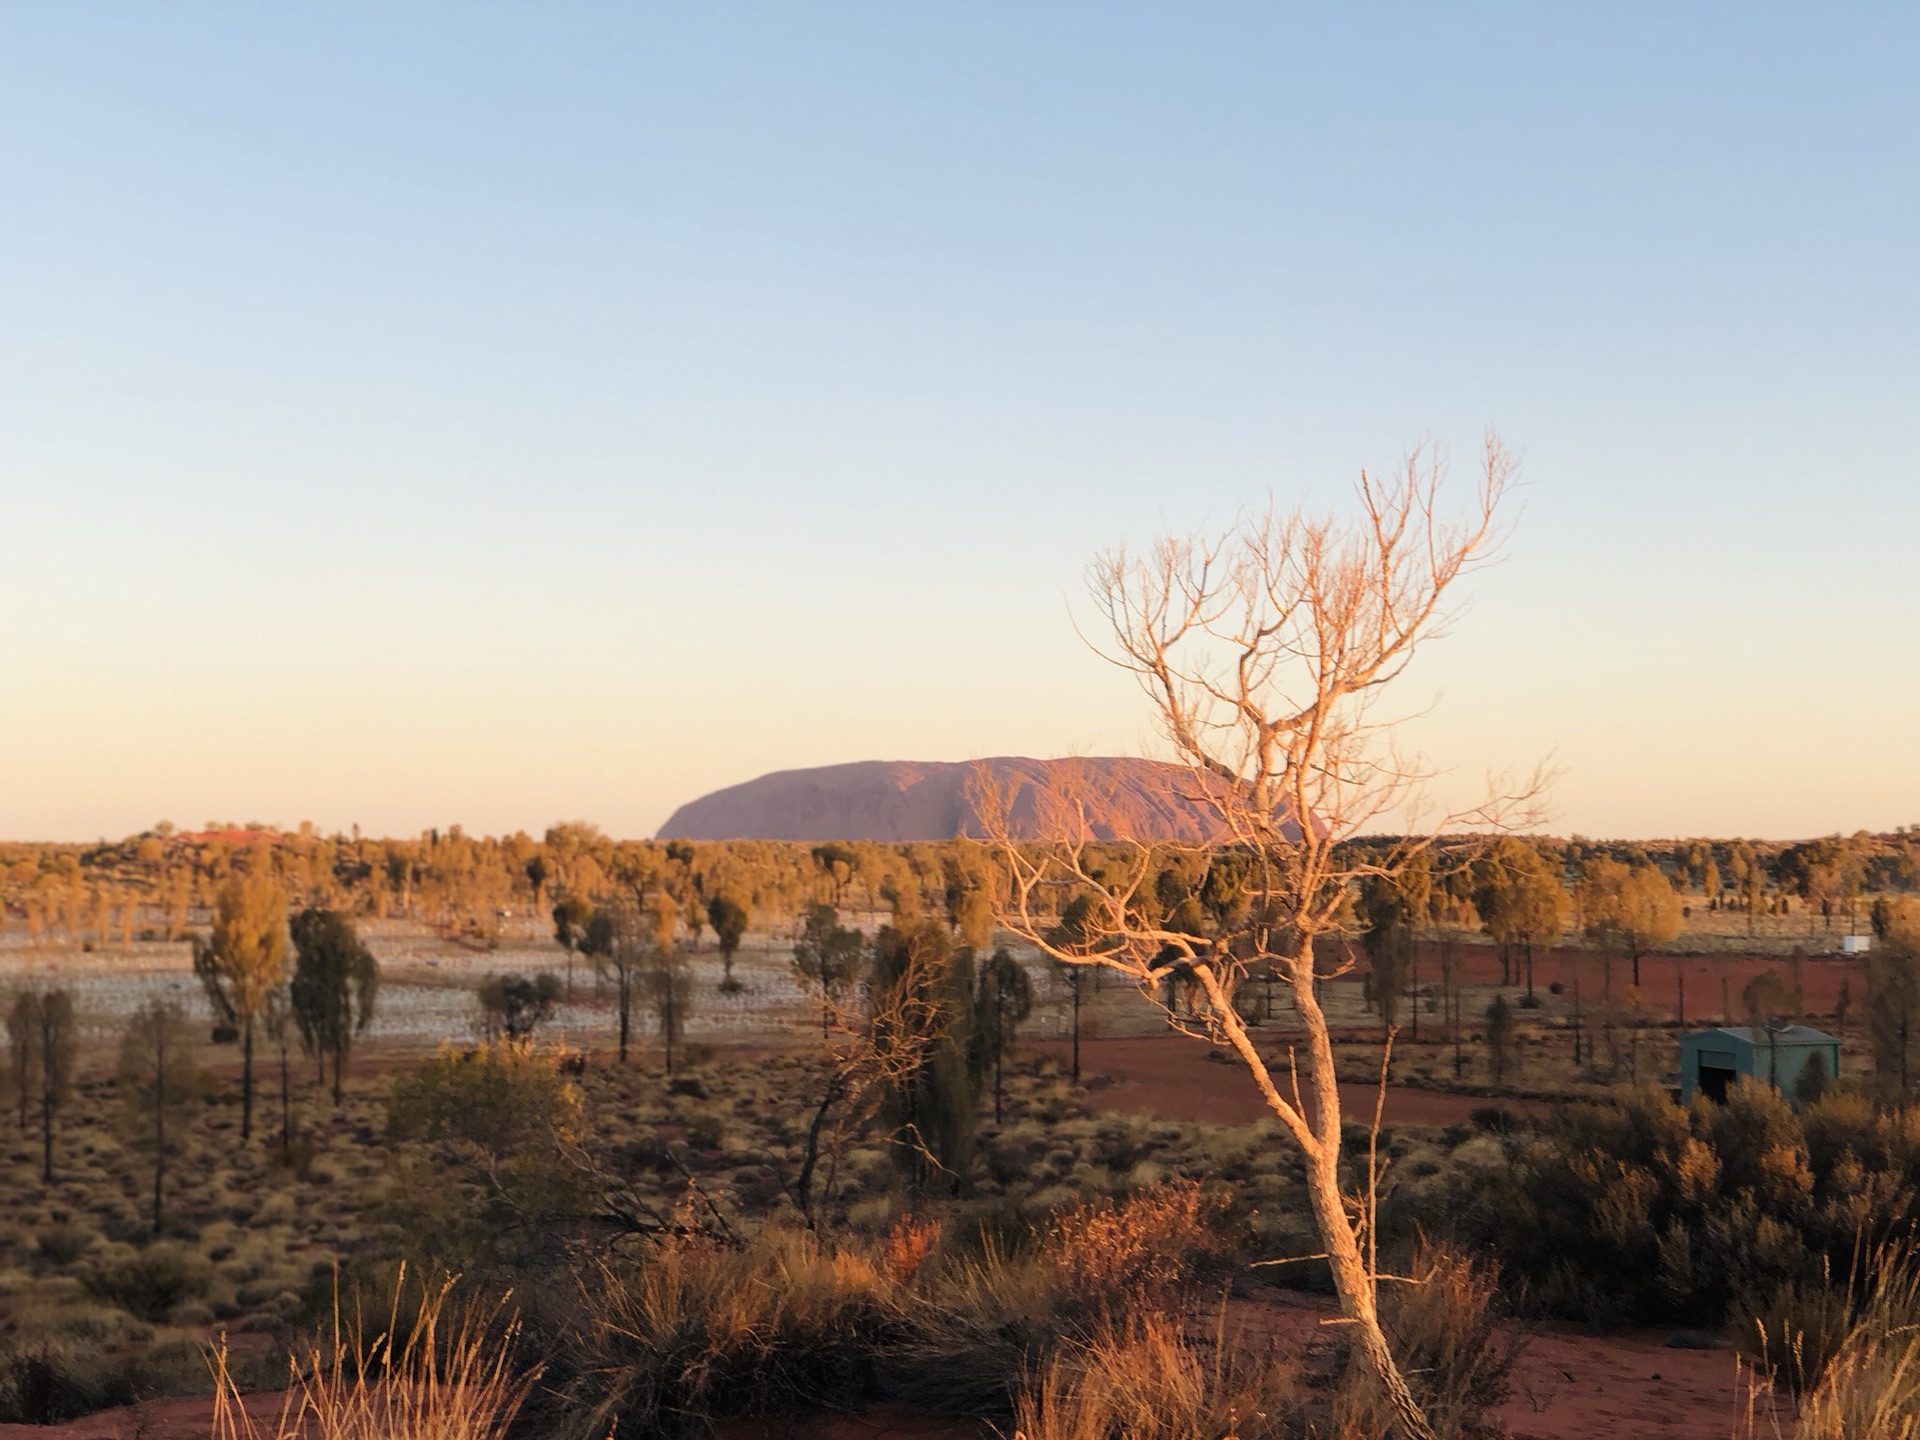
[36,1222,96,1268]
[1468,1105,1519,1136]
[0,1341,99,1424]
[84,1245,211,1323]
[1048,1180,1231,1314]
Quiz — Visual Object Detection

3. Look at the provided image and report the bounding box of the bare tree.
[980,436,1534,1440]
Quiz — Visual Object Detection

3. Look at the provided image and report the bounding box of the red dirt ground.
[1420,941,1860,1023]
[0,1391,289,1440]
[7,1307,1767,1440]
[1035,1034,1550,1128]
[1243,1289,1771,1440]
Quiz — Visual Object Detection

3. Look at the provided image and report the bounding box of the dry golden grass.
[1006,1310,1296,1440]
[207,1267,535,1440]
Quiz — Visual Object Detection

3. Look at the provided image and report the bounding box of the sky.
[3,4,1916,844]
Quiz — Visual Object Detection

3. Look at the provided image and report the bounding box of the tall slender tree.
[972,948,1033,1123]
[552,893,592,1002]
[870,919,980,1191]
[793,903,865,1040]
[119,999,199,1233]
[1045,895,1098,1084]
[1578,857,1681,992]
[707,894,750,992]
[583,905,641,1063]
[289,908,379,1105]
[7,990,77,1180]
[1474,838,1570,1005]
[194,871,289,1140]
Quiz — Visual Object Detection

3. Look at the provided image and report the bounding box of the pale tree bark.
[978,435,1545,1440]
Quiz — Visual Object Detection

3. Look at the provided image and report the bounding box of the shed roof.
[1686,1025,1838,1047]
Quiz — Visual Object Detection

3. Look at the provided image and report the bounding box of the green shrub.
[1393,1081,1920,1327]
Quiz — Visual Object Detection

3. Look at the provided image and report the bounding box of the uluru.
[655,757,1261,842]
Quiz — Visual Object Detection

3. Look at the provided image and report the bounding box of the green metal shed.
[1679,1024,1840,1104]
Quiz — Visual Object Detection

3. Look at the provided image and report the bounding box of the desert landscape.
[4,813,1916,1439]
[8,8,1915,1438]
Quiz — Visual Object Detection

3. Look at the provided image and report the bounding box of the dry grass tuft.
[1006,1311,1296,1440]
[1335,1239,1519,1439]
[208,1266,535,1440]
[1742,1243,1920,1439]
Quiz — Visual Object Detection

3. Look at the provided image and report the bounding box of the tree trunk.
[994,1034,1004,1124]
[1221,948,1436,1440]
[794,1074,846,1227]
[153,1063,166,1234]
[241,1020,254,1141]
[1070,976,1081,1085]
[41,1081,54,1183]
[1409,948,1420,1042]
[280,1041,292,1149]
[618,972,631,1063]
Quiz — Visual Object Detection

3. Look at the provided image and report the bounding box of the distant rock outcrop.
[657,757,1285,843]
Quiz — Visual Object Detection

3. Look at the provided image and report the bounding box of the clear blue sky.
[4,4,1916,842]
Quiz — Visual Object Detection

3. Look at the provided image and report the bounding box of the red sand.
[8,1316,1767,1440]
[0,1392,289,1440]
[1037,1033,1548,1128]
[1246,1289,1770,1440]
[1419,940,1860,1023]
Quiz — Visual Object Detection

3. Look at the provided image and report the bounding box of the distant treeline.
[1,823,1916,950]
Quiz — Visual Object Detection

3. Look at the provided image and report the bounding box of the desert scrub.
[557,1181,1243,1439]
[1402,1080,1920,1328]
